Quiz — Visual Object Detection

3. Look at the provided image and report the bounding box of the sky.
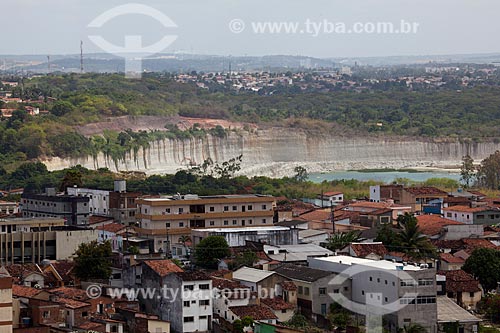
[1,0,499,58]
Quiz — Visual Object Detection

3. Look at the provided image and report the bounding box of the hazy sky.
[2,0,499,58]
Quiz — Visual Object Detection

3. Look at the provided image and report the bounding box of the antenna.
[80,40,84,73]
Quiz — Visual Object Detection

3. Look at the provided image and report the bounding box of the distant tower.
[80,40,84,73]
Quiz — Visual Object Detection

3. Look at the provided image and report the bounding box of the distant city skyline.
[2,0,499,58]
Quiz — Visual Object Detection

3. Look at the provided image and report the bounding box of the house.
[232,267,286,295]
[370,185,448,212]
[228,305,278,325]
[0,200,19,215]
[263,244,333,264]
[443,205,500,225]
[97,222,127,252]
[437,270,482,310]
[117,307,170,333]
[5,264,45,288]
[260,297,297,323]
[298,229,329,245]
[272,264,349,324]
[416,215,464,239]
[304,191,344,207]
[437,296,481,333]
[345,201,411,222]
[439,253,465,271]
[345,242,388,260]
[211,276,255,323]
[0,268,13,332]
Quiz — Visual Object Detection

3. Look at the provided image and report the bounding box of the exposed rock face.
[42,129,500,177]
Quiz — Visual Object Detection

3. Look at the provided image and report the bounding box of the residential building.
[137,194,275,252]
[96,222,127,252]
[232,267,286,295]
[370,185,448,212]
[272,264,350,324]
[211,276,255,323]
[303,191,344,207]
[117,308,170,333]
[0,200,19,215]
[227,305,277,326]
[308,255,438,333]
[345,242,388,260]
[21,189,90,226]
[67,186,110,216]
[298,229,328,245]
[192,226,298,248]
[438,253,465,271]
[416,215,464,239]
[345,201,411,222]
[109,180,140,225]
[437,270,482,310]
[443,205,500,225]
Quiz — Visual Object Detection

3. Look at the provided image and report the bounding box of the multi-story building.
[0,267,12,333]
[21,189,90,226]
[140,260,212,333]
[0,200,19,216]
[0,218,97,264]
[308,255,438,333]
[370,185,448,212]
[109,180,140,225]
[443,205,500,225]
[67,186,110,216]
[137,194,275,252]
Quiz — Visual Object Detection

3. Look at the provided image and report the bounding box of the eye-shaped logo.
[88,3,178,78]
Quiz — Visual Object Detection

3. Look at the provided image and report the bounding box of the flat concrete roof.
[310,255,424,271]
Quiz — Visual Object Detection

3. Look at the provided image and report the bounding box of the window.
[369,277,373,281]
[209,206,215,212]
[401,279,417,287]
[304,287,310,296]
[343,286,349,292]
[209,221,215,226]
[179,222,184,227]
[470,292,475,298]
[248,205,253,210]
[184,285,194,291]
[418,278,433,286]
[249,219,253,224]
[224,220,229,226]
[184,317,194,323]
[319,288,326,295]
[446,212,452,218]
[320,304,327,316]
[298,286,303,294]
[282,309,287,313]
[224,206,229,211]
[43,311,50,319]
[232,206,237,211]
[200,300,210,306]
[333,289,339,294]
[380,216,390,224]
[232,220,237,225]
[377,278,380,283]
[178,208,184,213]
[199,284,210,290]
[416,296,436,304]
[361,290,365,296]
[82,311,88,317]
[262,219,267,224]
[166,223,170,228]
[477,214,485,219]
[262,204,267,210]
[166,208,170,213]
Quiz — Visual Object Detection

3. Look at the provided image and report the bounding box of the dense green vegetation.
[3,73,500,171]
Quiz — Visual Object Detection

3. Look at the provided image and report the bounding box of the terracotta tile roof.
[230,305,278,320]
[50,261,76,282]
[5,263,42,280]
[77,322,105,331]
[143,260,183,277]
[443,197,470,204]
[350,243,388,258]
[416,215,463,236]
[438,270,481,293]
[211,277,249,290]
[440,253,465,264]
[12,285,42,298]
[89,215,115,225]
[369,208,393,215]
[404,187,448,196]
[261,296,295,310]
[49,286,89,301]
[176,271,210,281]
[57,297,90,309]
[432,239,497,254]
[461,239,497,250]
[96,222,126,233]
[323,191,343,196]
[468,190,487,198]
[348,201,406,209]
[431,240,464,251]
[298,209,331,222]
[443,205,498,213]
[279,281,298,291]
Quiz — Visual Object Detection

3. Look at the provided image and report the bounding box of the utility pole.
[330,202,335,235]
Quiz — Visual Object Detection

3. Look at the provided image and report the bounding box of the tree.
[460,154,475,187]
[178,235,191,257]
[478,294,500,324]
[214,155,243,179]
[194,236,230,268]
[74,241,112,280]
[50,100,75,116]
[396,213,437,259]
[375,224,401,251]
[293,166,308,182]
[232,250,258,269]
[285,313,308,329]
[326,231,361,251]
[328,302,352,331]
[59,169,83,192]
[399,323,427,333]
[477,151,500,190]
[463,248,500,291]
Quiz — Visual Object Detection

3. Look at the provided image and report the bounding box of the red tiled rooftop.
[230,305,278,320]
[416,215,463,236]
[261,296,295,310]
[323,191,343,197]
[56,297,90,309]
[443,205,496,213]
[12,285,42,298]
[298,209,331,222]
[89,215,114,225]
[438,270,481,293]
[49,286,89,301]
[404,187,448,196]
[440,253,465,264]
[143,260,183,277]
[96,222,126,233]
[350,243,388,258]
[279,281,297,291]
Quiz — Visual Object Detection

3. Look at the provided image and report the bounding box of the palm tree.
[326,230,361,251]
[178,235,191,257]
[396,213,436,259]
[399,323,427,333]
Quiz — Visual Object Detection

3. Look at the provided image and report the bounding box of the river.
[308,170,461,183]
